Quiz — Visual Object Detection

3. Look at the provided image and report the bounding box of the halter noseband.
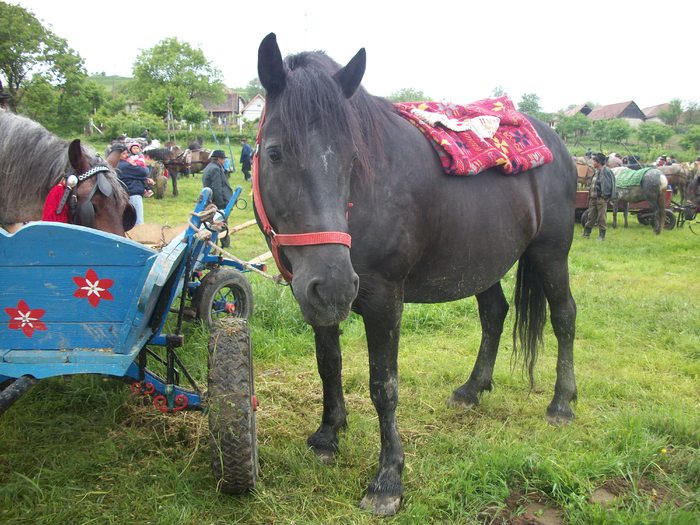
[252,110,352,282]
[56,165,113,225]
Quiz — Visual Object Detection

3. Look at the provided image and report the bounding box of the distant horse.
[573,156,593,188]
[0,110,135,235]
[659,163,690,201]
[144,145,211,196]
[255,33,578,515]
[611,166,669,233]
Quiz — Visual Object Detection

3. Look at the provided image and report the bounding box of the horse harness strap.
[56,165,113,226]
[252,110,352,283]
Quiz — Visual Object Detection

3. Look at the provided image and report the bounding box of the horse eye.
[267,147,282,163]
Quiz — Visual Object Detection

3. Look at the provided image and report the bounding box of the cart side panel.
[1,223,158,357]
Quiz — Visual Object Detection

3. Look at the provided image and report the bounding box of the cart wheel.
[208,318,257,494]
[580,209,589,227]
[636,212,652,226]
[664,210,676,230]
[194,268,253,327]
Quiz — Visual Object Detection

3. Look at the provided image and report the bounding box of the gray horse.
[611,167,669,234]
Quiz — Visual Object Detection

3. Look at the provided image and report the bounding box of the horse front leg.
[612,200,618,229]
[358,281,404,516]
[171,171,179,196]
[623,201,629,228]
[307,325,347,462]
[449,282,509,408]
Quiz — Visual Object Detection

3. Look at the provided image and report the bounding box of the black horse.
[255,33,577,515]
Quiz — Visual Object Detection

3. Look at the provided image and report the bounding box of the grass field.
[1,175,699,524]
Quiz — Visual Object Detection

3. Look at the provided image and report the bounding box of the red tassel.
[42,181,69,223]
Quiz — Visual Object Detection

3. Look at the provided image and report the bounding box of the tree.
[555,113,590,145]
[682,101,700,126]
[679,125,700,151]
[387,88,430,102]
[590,120,610,150]
[492,86,506,97]
[658,99,683,127]
[238,78,264,101]
[636,122,674,152]
[0,2,85,113]
[606,119,632,144]
[517,93,541,115]
[132,38,225,123]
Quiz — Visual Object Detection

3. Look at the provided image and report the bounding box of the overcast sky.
[12,0,698,112]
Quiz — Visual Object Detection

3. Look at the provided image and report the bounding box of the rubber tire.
[580,209,589,227]
[208,318,257,494]
[636,213,652,226]
[194,268,253,327]
[664,209,676,230]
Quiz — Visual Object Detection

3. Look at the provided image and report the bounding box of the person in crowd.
[115,144,153,225]
[202,150,233,247]
[585,147,592,159]
[607,152,623,168]
[240,139,253,182]
[127,141,147,167]
[583,152,616,241]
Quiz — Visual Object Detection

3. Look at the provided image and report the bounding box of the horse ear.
[334,48,366,99]
[258,32,286,96]
[68,139,89,173]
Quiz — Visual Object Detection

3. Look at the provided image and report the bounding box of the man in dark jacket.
[240,139,253,182]
[583,152,616,240]
[202,150,233,209]
[202,150,233,247]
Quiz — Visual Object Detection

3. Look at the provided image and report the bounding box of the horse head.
[67,139,135,234]
[256,32,363,326]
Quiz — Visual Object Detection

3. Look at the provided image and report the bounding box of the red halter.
[252,110,352,282]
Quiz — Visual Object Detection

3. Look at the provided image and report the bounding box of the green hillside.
[90,74,132,94]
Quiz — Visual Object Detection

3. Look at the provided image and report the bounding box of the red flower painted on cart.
[4,300,47,338]
[73,268,114,307]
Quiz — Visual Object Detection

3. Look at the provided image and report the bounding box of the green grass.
[1,176,699,524]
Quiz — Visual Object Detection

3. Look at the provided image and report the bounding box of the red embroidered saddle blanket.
[395,96,553,176]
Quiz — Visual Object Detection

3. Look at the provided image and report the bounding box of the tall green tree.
[0,2,100,133]
[555,113,591,145]
[606,119,633,144]
[238,78,264,101]
[387,88,430,102]
[636,122,674,152]
[658,99,683,127]
[132,38,225,124]
[679,125,700,151]
[517,93,541,115]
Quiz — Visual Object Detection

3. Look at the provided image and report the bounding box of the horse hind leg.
[520,248,577,425]
[449,282,508,409]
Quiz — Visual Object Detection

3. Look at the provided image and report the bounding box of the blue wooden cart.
[0,187,259,494]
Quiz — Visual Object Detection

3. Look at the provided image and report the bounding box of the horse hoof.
[545,411,574,426]
[447,391,478,410]
[312,447,335,464]
[359,493,402,516]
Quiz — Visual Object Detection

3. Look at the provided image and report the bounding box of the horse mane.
[276,51,394,179]
[0,110,128,225]
[143,147,173,162]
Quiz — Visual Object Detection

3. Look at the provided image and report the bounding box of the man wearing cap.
[240,139,253,182]
[202,150,233,247]
[583,152,616,240]
[202,150,233,209]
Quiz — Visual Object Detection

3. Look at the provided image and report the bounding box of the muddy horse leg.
[449,282,509,408]
[358,279,404,516]
[171,170,179,196]
[307,325,347,462]
[527,248,577,424]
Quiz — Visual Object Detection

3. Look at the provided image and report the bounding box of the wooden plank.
[231,219,258,233]
[249,251,272,265]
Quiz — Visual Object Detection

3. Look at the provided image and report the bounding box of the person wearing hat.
[202,150,233,247]
[240,139,253,182]
[583,152,616,240]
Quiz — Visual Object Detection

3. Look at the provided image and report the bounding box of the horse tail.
[512,252,547,388]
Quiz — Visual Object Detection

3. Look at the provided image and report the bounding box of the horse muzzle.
[289,245,359,326]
